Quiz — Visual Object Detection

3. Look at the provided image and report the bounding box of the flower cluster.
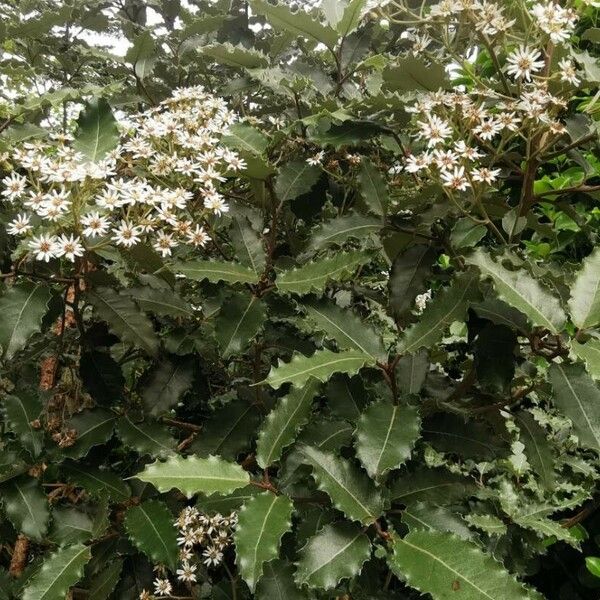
[1,86,246,265]
[140,507,237,599]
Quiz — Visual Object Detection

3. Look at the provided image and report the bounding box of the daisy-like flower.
[454,141,484,161]
[416,115,453,147]
[202,546,224,567]
[222,150,246,171]
[506,46,545,81]
[187,224,211,247]
[530,2,577,44]
[474,118,503,141]
[558,58,580,85]
[81,212,110,238]
[434,149,459,170]
[441,166,471,191]
[153,578,172,596]
[153,232,178,257]
[29,234,57,262]
[405,151,434,173]
[54,234,84,262]
[471,166,501,184]
[7,213,32,235]
[112,220,142,248]
[307,151,325,166]
[203,191,229,216]
[496,112,521,131]
[177,561,198,583]
[1,172,27,201]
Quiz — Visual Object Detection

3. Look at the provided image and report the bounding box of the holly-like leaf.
[295,521,371,590]
[401,502,474,540]
[472,297,529,333]
[250,0,339,49]
[127,286,194,318]
[398,271,480,353]
[88,559,123,600]
[256,559,308,600]
[307,213,382,253]
[141,357,193,416]
[124,500,179,570]
[298,419,354,451]
[230,212,266,274]
[383,56,447,92]
[175,260,259,284]
[72,98,120,161]
[88,288,159,356]
[390,468,477,505]
[276,252,372,294]
[62,409,116,459]
[395,350,429,395]
[388,531,543,600]
[355,401,421,478]
[215,293,266,357]
[116,416,177,459]
[450,218,487,249]
[357,158,387,216]
[464,514,507,536]
[326,374,368,421]
[513,511,580,549]
[79,351,125,405]
[22,544,91,600]
[1,391,43,458]
[201,42,269,68]
[466,250,566,333]
[196,485,260,514]
[568,248,600,329]
[337,0,366,37]
[275,159,321,202]
[2,476,49,541]
[474,324,517,394]
[0,282,51,360]
[549,363,600,453]
[571,338,600,379]
[134,455,251,498]
[235,492,294,591]
[263,348,372,390]
[299,445,383,523]
[256,378,320,468]
[125,30,156,79]
[62,461,131,502]
[48,507,94,546]
[515,411,556,491]
[389,245,437,319]
[223,123,269,155]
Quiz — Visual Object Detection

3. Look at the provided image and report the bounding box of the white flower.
[474,118,503,141]
[112,220,142,247]
[81,212,110,238]
[441,166,471,191]
[7,213,32,235]
[153,578,172,596]
[153,232,178,257]
[496,112,521,132]
[54,234,84,262]
[471,166,501,184]
[558,58,580,85]
[202,546,224,567]
[177,561,197,583]
[222,150,246,171]
[434,149,459,170]
[307,151,324,166]
[1,172,27,201]
[415,289,432,313]
[203,190,229,216]
[454,141,483,161]
[29,234,57,262]
[530,2,577,44]
[405,152,433,173]
[416,115,453,147]
[187,224,211,247]
[506,46,545,81]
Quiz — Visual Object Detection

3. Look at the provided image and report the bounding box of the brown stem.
[9,535,28,577]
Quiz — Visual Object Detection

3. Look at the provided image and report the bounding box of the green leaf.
[295,521,371,590]
[307,213,382,253]
[450,218,487,249]
[321,0,347,28]
[223,123,269,155]
[388,531,543,600]
[513,511,580,549]
[125,30,156,79]
[116,416,176,459]
[326,374,367,421]
[62,461,131,502]
[79,351,125,405]
[201,43,269,68]
[142,357,193,416]
[276,251,372,294]
[395,350,429,395]
[134,455,251,498]
[586,556,600,579]
[464,514,507,536]
[2,476,49,541]
[355,401,421,478]
[390,468,477,505]
[357,158,387,216]
[235,492,294,591]
[337,0,366,37]
[304,300,386,361]
[472,298,529,332]
[127,286,194,318]
[72,98,120,162]
[474,324,516,394]
[515,411,556,491]
[22,544,91,600]
[568,248,600,329]
[256,559,308,600]
[549,363,600,453]
[309,121,383,148]
[388,245,437,319]
[0,283,51,360]
[275,160,321,202]
[256,378,320,468]
[1,391,43,458]
[402,503,474,540]
[215,293,266,357]
[62,409,115,459]
[466,250,566,333]
[124,500,179,570]
[88,288,159,356]
[230,212,266,274]
[398,271,480,353]
[48,507,94,546]
[263,348,372,390]
[196,485,260,514]
[571,338,600,379]
[175,260,259,284]
[383,57,447,92]
[298,419,354,451]
[88,559,123,600]
[250,0,339,49]
[299,445,383,523]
